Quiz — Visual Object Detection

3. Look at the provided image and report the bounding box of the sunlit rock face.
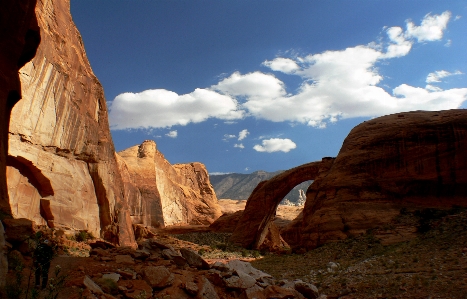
[117,140,222,227]
[300,110,467,249]
[6,0,135,247]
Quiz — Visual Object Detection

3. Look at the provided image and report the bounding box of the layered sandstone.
[117,140,222,227]
[0,0,40,287]
[6,0,135,247]
[299,110,467,249]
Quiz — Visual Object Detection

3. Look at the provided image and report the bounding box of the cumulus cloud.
[238,129,249,141]
[212,11,466,127]
[166,130,177,138]
[262,58,299,74]
[109,88,243,129]
[212,71,286,100]
[383,26,412,58]
[234,143,245,149]
[253,138,296,153]
[110,11,466,131]
[426,70,463,83]
[405,11,451,42]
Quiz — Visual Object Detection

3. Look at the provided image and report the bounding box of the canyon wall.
[6,0,135,246]
[117,140,222,227]
[299,110,467,249]
[0,0,40,288]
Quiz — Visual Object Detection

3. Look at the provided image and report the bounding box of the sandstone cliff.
[117,140,222,227]
[0,0,40,287]
[6,0,135,247]
[299,110,467,249]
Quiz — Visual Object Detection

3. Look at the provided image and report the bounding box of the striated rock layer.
[117,140,222,227]
[299,110,467,249]
[6,0,135,247]
[0,0,40,288]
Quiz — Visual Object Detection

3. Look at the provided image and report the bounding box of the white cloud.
[253,138,296,153]
[224,134,236,139]
[210,172,232,175]
[238,129,249,141]
[405,11,451,42]
[166,130,177,138]
[383,26,412,58]
[262,58,299,74]
[212,71,286,100]
[214,11,466,127]
[110,11,466,132]
[234,143,245,149]
[444,39,452,47]
[426,70,463,83]
[109,88,243,129]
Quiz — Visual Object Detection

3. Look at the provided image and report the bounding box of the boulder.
[226,260,272,281]
[300,110,467,249]
[198,277,220,299]
[5,0,135,248]
[264,285,305,299]
[180,247,210,270]
[142,265,174,288]
[115,255,135,265]
[83,275,104,295]
[241,285,266,299]
[117,140,222,227]
[294,281,319,299]
[118,279,152,299]
[224,270,257,290]
[2,218,35,245]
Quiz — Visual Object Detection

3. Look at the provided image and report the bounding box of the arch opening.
[230,158,334,250]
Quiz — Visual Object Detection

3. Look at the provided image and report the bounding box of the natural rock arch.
[230,157,335,249]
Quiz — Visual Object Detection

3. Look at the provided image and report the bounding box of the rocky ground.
[4,207,467,298]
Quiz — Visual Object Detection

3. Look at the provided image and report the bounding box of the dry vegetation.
[171,208,467,298]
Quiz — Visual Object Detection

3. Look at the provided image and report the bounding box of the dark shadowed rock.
[301,110,467,249]
[180,247,210,270]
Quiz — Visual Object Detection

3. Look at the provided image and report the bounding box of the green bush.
[75,230,95,242]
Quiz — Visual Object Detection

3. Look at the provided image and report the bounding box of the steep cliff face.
[0,0,40,215]
[300,110,467,249]
[117,140,222,227]
[0,0,40,288]
[6,0,135,247]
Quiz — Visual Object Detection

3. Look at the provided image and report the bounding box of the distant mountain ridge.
[210,170,312,203]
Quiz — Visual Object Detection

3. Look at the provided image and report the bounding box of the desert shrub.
[75,230,95,242]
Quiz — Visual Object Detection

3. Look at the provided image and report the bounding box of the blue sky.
[71,1,467,174]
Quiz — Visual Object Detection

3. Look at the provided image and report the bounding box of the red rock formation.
[230,158,334,250]
[0,0,40,215]
[117,140,222,227]
[6,0,135,247]
[300,110,467,249]
[0,0,40,287]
